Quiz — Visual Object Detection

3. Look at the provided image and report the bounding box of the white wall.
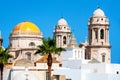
[54,68,82,80]
[36,62,60,69]
[9,66,46,80]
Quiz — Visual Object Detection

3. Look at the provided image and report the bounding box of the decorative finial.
[97,4,100,8]
[61,13,64,18]
[61,15,63,18]
[97,0,100,8]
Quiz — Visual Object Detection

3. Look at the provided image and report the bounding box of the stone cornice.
[10,36,43,39]
[86,45,111,48]
[8,48,37,52]
[88,24,109,26]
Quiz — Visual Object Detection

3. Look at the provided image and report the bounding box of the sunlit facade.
[1,7,120,80]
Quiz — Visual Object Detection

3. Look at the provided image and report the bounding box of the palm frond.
[0,47,13,64]
[35,37,65,55]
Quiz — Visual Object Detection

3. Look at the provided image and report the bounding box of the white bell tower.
[54,17,71,48]
[86,7,111,63]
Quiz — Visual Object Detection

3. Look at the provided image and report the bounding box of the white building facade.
[53,7,120,80]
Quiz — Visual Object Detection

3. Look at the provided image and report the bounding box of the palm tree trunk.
[48,66,51,80]
[1,70,3,80]
[47,53,52,80]
[0,63,4,80]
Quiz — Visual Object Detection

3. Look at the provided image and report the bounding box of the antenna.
[61,13,64,18]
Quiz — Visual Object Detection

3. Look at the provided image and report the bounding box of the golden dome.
[12,21,41,34]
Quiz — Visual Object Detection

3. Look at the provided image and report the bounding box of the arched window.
[102,55,105,62]
[29,42,35,47]
[101,18,103,21]
[100,29,104,39]
[63,36,66,45]
[97,18,99,22]
[117,71,119,74]
[9,43,12,48]
[90,29,92,39]
[26,52,31,60]
[101,53,106,62]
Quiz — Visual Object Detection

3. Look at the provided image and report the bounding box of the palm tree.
[0,47,13,80]
[35,37,65,80]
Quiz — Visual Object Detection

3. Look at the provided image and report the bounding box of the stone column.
[92,28,94,45]
[107,29,109,45]
[98,28,100,43]
[105,28,107,44]
[61,35,62,47]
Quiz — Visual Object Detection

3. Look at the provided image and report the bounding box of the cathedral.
[1,7,110,65]
[1,7,120,80]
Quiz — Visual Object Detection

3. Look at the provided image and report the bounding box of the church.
[1,7,120,80]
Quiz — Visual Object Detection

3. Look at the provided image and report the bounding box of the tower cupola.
[54,17,71,33]
[93,8,105,17]
[88,7,110,46]
[88,7,109,26]
[54,17,71,48]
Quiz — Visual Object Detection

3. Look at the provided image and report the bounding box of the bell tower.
[54,17,71,48]
[86,7,111,63]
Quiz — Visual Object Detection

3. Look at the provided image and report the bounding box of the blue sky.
[0,0,120,63]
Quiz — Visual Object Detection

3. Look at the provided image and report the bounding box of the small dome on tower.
[93,8,105,17]
[57,18,68,25]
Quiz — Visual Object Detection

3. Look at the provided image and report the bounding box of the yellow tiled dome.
[12,21,41,34]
